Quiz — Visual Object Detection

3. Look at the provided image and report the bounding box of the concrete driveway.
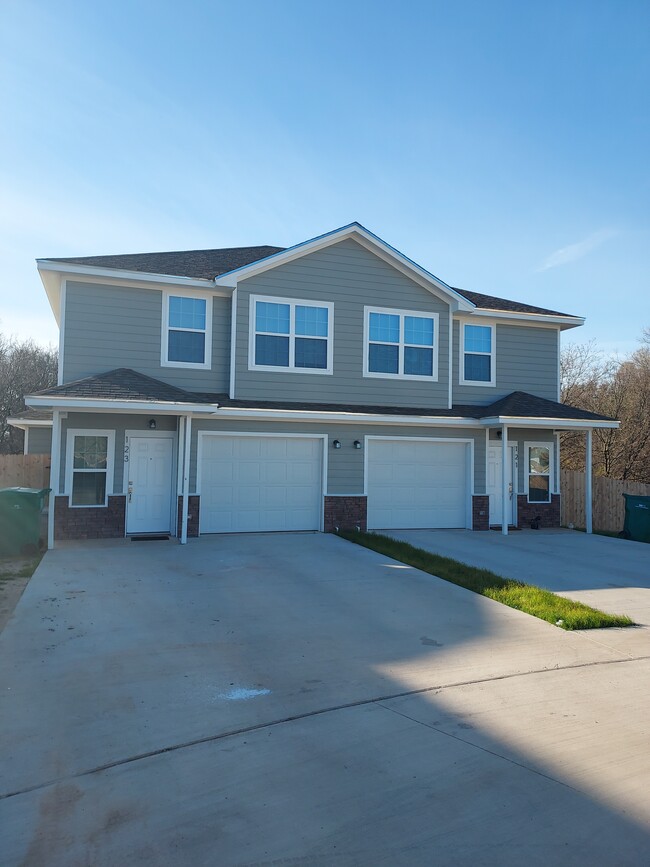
[1,533,649,865]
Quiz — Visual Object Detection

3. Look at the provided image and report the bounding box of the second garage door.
[199,435,323,533]
[367,438,469,530]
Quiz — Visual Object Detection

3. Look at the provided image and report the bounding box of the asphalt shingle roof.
[44,244,577,318]
[32,369,205,404]
[482,391,616,422]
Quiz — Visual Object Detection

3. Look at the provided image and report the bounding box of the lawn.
[339,530,634,631]
[0,552,44,633]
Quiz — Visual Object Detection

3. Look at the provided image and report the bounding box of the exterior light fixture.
[496,430,502,440]
[333,439,341,449]
[148,419,157,430]
[353,440,362,449]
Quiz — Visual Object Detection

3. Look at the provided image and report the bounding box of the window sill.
[248,364,333,375]
[363,371,439,382]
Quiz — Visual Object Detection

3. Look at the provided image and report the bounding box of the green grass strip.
[338,530,634,631]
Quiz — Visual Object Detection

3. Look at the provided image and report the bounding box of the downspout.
[501,424,509,536]
[180,413,192,544]
[48,409,61,550]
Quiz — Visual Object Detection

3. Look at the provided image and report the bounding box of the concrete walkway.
[1,533,649,865]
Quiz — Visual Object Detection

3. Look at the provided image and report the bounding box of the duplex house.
[10,223,617,548]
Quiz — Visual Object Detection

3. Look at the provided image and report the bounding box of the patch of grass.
[338,530,634,631]
[0,553,43,582]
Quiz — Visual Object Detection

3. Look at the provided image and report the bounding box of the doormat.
[130,534,170,542]
[489,525,521,531]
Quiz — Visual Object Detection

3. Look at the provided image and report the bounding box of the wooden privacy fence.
[0,454,51,489]
[561,469,650,534]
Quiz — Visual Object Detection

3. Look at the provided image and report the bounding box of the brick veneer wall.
[177,495,200,538]
[472,495,490,531]
[517,494,561,529]
[54,495,126,540]
[324,495,367,533]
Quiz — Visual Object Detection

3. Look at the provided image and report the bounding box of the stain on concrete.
[420,636,444,647]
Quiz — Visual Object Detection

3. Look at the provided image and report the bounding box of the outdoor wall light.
[148,419,157,430]
[333,439,341,449]
[353,440,362,449]
[496,430,502,440]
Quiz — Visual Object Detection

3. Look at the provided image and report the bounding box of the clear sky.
[1,0,648,355]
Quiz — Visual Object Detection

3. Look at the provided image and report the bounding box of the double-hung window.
[460,322,495,386]
[364,307,438,379]
[525,442,553,503]
[249,295,333,373]
[162,292,212,368]
[66,430,115,507]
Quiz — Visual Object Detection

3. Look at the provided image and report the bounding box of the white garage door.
[367,439,469,530]
[199,435,323,533]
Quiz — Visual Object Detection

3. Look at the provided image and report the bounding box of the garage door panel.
[368,439,468,530]
[200,436,322,533]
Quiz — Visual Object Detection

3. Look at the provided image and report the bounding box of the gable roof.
[481,391,616,422]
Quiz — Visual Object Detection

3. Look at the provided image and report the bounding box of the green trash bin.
[621,494,650,544]
[0,487,51,557]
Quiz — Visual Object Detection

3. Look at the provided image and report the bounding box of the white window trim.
[161,289,213,370]
[459,320,496,387]
[248,294,334,375]
[65,429,115,508]
[524,440,554,504]
[363,306,439,381]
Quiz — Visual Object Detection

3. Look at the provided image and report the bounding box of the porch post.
[501,424,509,536]
[47,409,61,550]
[585,428,593,534]
[180,414,192,544]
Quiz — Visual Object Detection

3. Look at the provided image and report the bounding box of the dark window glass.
[72,472,107,506]
[295,337,327,369]
[464,353,491,382]
[168,330,205,364]
[369,343,399,374]
[528,475,550,502]
[255,334,290,366]
[404,346,433,376]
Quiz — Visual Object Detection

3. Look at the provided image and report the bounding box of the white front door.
[487,445,516,526]
[126,435,174,534]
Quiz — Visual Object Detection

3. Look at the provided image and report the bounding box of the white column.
[501,424,509,536]
[47,410,61,550]
[585,428,593,534]
[180,414,192,544]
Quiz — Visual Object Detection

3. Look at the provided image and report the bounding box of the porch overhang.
[480,415,619,430]
[25,396,218,415]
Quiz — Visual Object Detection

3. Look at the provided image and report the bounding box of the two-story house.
[10,223,617,548]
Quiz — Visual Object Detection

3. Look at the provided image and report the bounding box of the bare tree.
[0,333,58,454]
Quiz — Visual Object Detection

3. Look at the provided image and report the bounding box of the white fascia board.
[7,418,53,430]
[37,259,218,291]
[480,416,619,429]
[25,396,218,415]
[213,222,475,311]
[210,407,481,427]
[456,309,584,329]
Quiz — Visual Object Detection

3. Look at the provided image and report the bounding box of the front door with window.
[126,435,174,534]
[487,445,516,526]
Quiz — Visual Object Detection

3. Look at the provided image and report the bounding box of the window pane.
[169,296,206,330]
[295,305,328,337]
[295,337,327,369]
[404,346,433,376]
[255,334,289,366]
[256,301,290,334]
[528,475,550,502]
[529,447,550,474]
[72,471,106,506]
[404,316,434,346]
[73,436,108,470]
[464,353,491,382]
[369,343,399,374]
[464,324,492,353]
[168,330,205,363]
[369,312,399,343]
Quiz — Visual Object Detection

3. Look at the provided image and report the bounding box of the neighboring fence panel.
[0,454,51,489]
[561,469,650,533]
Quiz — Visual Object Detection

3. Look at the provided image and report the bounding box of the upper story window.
[66,430,115,507]
[249,295,333,374]
[460,322,495,386]
[161,292,212,369]
[525,442,553,503]
[363,307,438,380]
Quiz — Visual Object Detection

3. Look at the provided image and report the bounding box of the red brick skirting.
[54,495,126,540]
[517,494,561,529]
[177,495,200,537]
[472,495,490,530]
[324,495,367,533]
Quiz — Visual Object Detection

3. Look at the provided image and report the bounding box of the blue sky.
[1,0,648,354]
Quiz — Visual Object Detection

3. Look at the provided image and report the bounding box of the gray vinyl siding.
[488,427,557,493]
[62,281,230,392]
[453,321,559,404]
[190,418,486,497]
[26,427,52,455]
[58,413,177,496]
[234,239,451,409]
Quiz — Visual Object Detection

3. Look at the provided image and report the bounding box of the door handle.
[128,484,133,503]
